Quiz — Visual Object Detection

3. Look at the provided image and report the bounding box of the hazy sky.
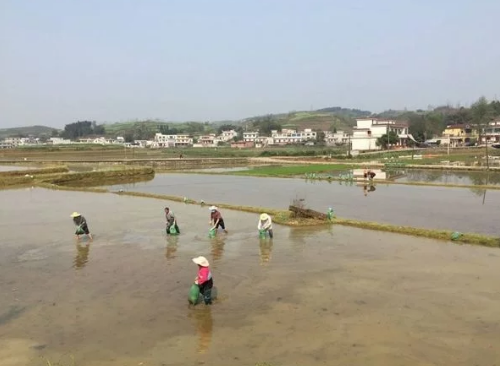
[1,0,499,128]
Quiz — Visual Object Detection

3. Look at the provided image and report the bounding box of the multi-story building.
[243,132,259,142]
[270,128,317,145]
[442,124,479,146]
[4,137,22,146]
[219,130,238,142]
[153,133,193,148]
[325,130,349,146]
[48,137,72,145]
[481,121,500,144]
[351,118,409,151]
[197,134,220,147]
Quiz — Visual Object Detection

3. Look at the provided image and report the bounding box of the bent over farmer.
[258,213,273,238]
[209,206,228,234]
[71,212,93,241]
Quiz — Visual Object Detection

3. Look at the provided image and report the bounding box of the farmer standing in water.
[71,212,93,241]
[209,206,228,234]
[165,207,180,235]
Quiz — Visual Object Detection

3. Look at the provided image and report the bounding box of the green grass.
[232,164,349,177]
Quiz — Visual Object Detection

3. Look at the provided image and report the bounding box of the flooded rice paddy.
[107,173,500,235]
[392,169,500,186]
[1,188,500,365]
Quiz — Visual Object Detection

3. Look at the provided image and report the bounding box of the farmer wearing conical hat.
[70,212,93,241]
[257,213,273,239]
[193,256,214,305]
[209,206,228,234]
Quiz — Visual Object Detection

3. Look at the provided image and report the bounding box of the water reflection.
[189,307,213,354]
[362,184,376,197]
[165,236,179,261]
[73,243,90,269]
[210,236,226,264]
[259,238,273,265]
[393,169,500,186]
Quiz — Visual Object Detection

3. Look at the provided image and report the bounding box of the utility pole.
[387,124,389,151]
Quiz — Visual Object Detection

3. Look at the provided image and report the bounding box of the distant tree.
[217,124,237,134]
[315,130,326,144]
[124,133,134,143]
[252,115,281,136]
[51,129,60,137]
[62,121,106,139]
[471,96,494,169]
[376,131,398,149]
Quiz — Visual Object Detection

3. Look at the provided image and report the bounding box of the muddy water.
[393,169,500,186]
[1,188,500,365]
[106,174,500,235]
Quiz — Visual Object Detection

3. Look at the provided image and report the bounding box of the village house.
[47,137,72,145]
[270,128,317,145]
[219,129,238,142]
[325,130,349,146]
[350,118,410,151]
[243,131,259,143]
[3,137,39,146]
[153,133,193,148]
[196,134,220,147]
[481,121,500,144]
[442,124,479,147]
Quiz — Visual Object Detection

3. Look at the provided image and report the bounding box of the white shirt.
[257,217,272,230]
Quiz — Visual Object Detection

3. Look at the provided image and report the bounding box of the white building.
[243,132,259,142]
[197,134,220,147]
[219,130,238,142]
[4,137,22,146]
[325,130,349,146]
[270,128,317,145]
[481,121,500,144]
[48,137,72,145]
[351,118,410,151]
[153,133,193,148]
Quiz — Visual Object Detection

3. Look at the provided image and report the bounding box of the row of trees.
[61,121,105,139]
[376,97,500,142]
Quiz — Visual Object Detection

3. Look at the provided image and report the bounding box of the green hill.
[0,125,59,139]
[243,108,369,132]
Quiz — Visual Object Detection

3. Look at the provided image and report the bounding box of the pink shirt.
[197,267,212,284]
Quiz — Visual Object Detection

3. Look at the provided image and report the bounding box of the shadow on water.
[73,243,90,270]
[188,307,214,355]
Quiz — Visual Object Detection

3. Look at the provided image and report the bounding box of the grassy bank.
[232,164,350,177]
[0,166,154,189]
[0,166,68,176]
[335,218,499,247]
[44,167,155,187]
[0,166,69,188]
